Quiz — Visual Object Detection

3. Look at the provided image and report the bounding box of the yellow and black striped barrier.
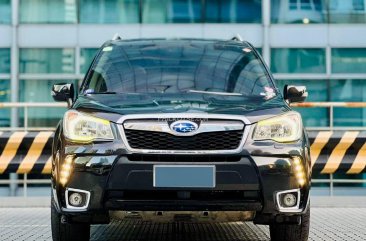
[0,131,53,174]
[0,131,365,175]
[309,131,366,174]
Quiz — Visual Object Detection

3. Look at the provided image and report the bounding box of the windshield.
[82,40,276,100]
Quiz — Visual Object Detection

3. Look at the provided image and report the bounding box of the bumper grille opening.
[106,190,260,201]
[124,129,243,151]
[127,154,242,162]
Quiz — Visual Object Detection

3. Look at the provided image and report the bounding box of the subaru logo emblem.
[170,121,198,135]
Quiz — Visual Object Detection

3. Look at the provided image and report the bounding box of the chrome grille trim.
[123,120,244,137]
[117,113,251,154]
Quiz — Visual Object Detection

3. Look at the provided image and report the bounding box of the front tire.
[51,201,90,241]
[269,207,310,241]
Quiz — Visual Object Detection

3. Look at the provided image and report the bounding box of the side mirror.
[284,85,308,103]
[51,83,74,105]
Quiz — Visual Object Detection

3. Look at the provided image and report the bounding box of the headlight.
[253,112,302,143]
[63,110,114,142]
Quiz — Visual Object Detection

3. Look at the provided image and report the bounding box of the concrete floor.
[0,207,365,241]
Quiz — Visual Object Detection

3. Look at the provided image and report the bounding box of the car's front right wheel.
[51,201,90,241]
[269,207,310,241]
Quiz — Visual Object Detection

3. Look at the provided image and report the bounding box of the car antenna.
[112,33,122,41]
[231,34,243,42]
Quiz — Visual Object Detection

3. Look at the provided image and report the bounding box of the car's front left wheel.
[269,207,310,241]
[51,201,90,241]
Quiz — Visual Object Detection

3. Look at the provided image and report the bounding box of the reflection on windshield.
[186,89,243,96]
[83,40,276,100]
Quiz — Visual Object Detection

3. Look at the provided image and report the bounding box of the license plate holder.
[153,165,216,188]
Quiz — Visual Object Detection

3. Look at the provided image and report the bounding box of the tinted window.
[0,79,10,127]
[142,0,202,23]
[272,0,326,24]
[328,0,366,23]
[84,40,275,98]
[332,48,366,73]
[79,0,139,23]
[0,0,11,24]
[20,48,75,74]
[330,79,366,127]
[205,0,262,23]
[19,0,77,24]
[271,48,326,73]
[0,48,10,73]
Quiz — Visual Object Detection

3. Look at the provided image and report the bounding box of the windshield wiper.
[85,91,117,95]
[186,90,243,96]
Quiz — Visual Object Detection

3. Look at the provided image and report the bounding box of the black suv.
[51,37,311,241]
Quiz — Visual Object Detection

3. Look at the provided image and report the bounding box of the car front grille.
[124,129,244,151]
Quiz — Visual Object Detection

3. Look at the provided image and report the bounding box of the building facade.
[1,0,366,129]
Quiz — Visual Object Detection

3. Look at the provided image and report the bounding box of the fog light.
[69,192,83,206]
[65,188,90,209]
[282,193,297,207]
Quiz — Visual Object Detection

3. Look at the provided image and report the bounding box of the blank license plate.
[153,165,216,188]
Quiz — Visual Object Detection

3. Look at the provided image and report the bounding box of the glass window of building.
[20,48,75,74]
[0,79,10,127]
[0,0,11,24]
[80,48,98,73]
[205,0,262,23]
[0,48,10,73]
[271,48,326,73]
[19,80,77,127]
[79,0,139,23]
[142,0,202,23]
[328,0,366,23]
[330,79,366,127]
[19,0,77,24]
[332,48,366,73]
[276,79,329,127]
[271,0,326,23]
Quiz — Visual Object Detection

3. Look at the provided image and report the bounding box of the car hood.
[72,93,290,124]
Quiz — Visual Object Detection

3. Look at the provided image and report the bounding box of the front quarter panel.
[244,123,311,214]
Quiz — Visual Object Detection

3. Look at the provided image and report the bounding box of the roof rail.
[112,33,122,41]
[231,34,243,42]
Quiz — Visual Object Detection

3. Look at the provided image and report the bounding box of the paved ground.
[0,207,366,241]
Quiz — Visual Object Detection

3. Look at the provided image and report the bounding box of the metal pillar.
[262,0,270,67]
[9,0,19,196]
[330,174,334,196]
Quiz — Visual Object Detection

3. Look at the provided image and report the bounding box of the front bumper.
[53,152,310,221]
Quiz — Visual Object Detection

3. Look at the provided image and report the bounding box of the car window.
[83,40,276,99]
